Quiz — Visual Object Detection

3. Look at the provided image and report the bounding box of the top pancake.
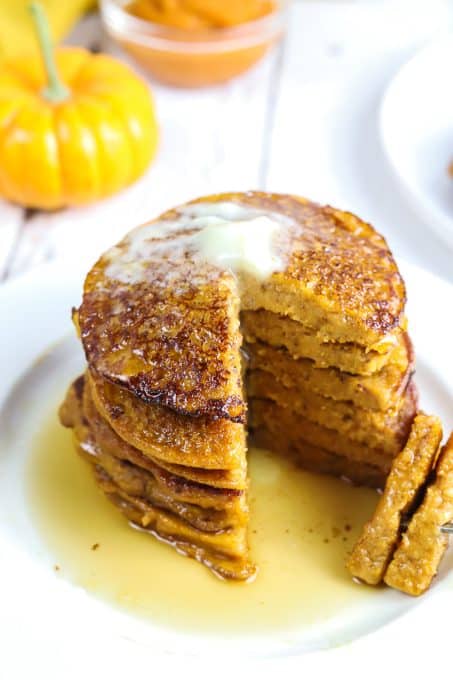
[78,192,405,422]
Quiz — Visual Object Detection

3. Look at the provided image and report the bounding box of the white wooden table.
[1,0,453,284]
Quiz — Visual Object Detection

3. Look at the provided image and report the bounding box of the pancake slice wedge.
[384,433,453,596]
[346,414,442,585]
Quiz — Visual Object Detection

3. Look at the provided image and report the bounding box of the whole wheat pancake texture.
[60,191,424,581]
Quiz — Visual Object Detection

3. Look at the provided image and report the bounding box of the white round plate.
[380,33,453,249]
[1,261,453,675]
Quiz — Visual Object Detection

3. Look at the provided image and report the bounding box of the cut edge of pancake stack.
[59,191,439,587]
[245,317,416,490]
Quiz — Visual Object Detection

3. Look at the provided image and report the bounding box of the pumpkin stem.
[29,2,70,103]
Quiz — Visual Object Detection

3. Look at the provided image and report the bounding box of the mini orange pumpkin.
[0,3,158,210]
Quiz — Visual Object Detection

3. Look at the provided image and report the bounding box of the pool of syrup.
[27,411,380,635]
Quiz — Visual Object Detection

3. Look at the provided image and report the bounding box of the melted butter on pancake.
[104,201,292,286]
[193,215,283,279]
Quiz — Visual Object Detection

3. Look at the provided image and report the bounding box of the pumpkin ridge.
[50,105,66,202]
[95,96,136,187]
[63,98,102,202]
[0,102,31,201]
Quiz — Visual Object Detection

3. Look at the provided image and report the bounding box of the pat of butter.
[193,215,283,280]
[105,202,290,285]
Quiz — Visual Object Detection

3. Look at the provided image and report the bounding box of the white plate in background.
[380,34,453,250]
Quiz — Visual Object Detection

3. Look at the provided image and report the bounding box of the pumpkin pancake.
[249,398,394,469]
[384,433,453,596]
[248,370,417,455]
[251,426,387,489]
[61,377,254,580]
[347,414,442,585]
[78,192,406,421]
[61,378,247,510]
[61,191,424,581]
[78,443,244,533]
[82,379,247,490]
[242,310,406,377]
[89,370,247,471]
[94,467,253,579]
[246,337,413,411]
[101,483,255,581]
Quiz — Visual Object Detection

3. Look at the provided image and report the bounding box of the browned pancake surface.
[83,379,247,490]
[59,376,254,581]
[89,370,247,471]
[78,192,405,421]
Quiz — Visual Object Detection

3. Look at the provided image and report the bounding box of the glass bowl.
[100,0,288,87]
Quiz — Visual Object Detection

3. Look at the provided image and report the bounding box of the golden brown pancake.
[62,377,247,511]
[384,432,453,596]
[78,443,242,533]
[242,310,405,377]
[60,191,421,581]
[83,379,247,491]
[61,377,254,580]
[78,192,406,421]
[248,370,417,455]
[347,414,442,585]
[251,426,387,489]
[101,482,255,581]
[246,337,413,411]
[250,398,394,469]
[94,466,254,579]
[89,370,247,471]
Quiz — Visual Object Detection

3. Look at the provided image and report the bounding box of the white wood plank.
[0,202,24,280]
[7,14,280,278]
[266,0,453,282]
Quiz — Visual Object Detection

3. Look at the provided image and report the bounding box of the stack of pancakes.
[60,370,253,581]
[245,314,416,490]
[60,191,418,580]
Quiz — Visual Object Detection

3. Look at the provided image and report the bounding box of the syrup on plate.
[28,411,379,634]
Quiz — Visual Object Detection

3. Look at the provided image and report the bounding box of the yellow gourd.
[0,3,158,210]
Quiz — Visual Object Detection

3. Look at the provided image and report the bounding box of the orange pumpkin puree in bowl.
[127,0,276,28]
[101,0,286,87]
